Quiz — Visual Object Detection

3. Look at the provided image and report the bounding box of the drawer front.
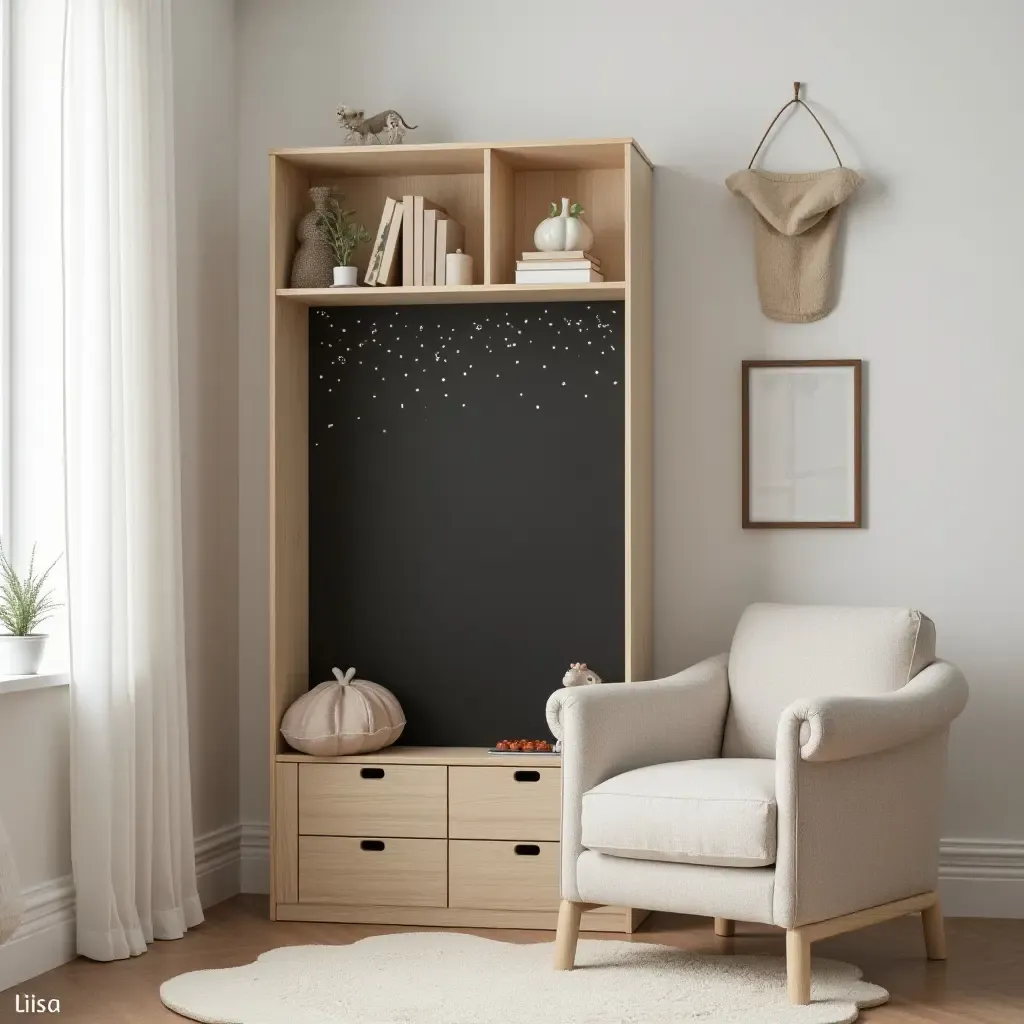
[449,840,559,911]
[448,766,560,840]
[299,836,447,907]
[299,763,447,838]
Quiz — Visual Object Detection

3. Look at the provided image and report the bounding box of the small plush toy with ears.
[548,663,603,751]
[561,662,603,688]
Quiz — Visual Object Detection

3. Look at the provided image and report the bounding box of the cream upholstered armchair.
[546,604,968,1005]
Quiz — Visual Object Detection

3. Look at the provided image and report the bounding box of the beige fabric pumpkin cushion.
[281,667,405,756]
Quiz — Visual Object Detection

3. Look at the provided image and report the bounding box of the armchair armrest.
[549,654,730,901]
[773,659,968,928]
[779,659,969,763]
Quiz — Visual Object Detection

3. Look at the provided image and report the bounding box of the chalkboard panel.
[309,302,625,746]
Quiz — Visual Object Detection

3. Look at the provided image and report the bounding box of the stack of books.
[515,251,603,284]
[364,196,465,287]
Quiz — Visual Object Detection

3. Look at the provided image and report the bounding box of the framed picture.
[742,360,862,528]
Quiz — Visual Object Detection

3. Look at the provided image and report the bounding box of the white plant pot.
[332,265,358,287]
[0,635,48,676]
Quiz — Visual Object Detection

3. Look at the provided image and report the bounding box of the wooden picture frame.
[742,360,862,529]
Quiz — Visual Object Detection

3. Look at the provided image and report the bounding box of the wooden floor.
[2,895,1022,1022]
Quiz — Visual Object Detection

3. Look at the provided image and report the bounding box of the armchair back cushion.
[723,604,936,758]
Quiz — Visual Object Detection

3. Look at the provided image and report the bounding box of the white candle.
[445,249,473,286]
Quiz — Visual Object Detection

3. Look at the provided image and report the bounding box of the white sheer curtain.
[62,0,202,960]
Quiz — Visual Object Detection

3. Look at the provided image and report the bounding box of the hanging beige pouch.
[727,85,863,323]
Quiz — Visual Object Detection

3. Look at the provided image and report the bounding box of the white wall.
[236,0,1024,909]
[0,0,240,989]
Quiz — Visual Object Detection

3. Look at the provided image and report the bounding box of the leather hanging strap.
[748,82,844,169]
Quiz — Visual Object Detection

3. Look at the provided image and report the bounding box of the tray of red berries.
[488,739,558,755]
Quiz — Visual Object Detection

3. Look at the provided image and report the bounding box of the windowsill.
[0,672,70,695]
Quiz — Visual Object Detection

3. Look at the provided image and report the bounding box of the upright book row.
[364,196,466,287]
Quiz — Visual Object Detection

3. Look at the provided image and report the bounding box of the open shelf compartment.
[271,138,644,297]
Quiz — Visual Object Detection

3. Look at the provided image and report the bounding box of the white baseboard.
[0,822,249,992]
[240,822,270,895]
[194,823,243,909]
[938,838,1024,918]
[0,876,75,993]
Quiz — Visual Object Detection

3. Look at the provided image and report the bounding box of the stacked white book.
[515,251,603,284]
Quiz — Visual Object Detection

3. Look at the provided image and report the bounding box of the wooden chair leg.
[714,917,735,937]
[554,900,584,970]
[921,897,947,960]
[786,929,812,1005]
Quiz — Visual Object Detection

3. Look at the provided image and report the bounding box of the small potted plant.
[315,193,371,287]
[0,544,61,676]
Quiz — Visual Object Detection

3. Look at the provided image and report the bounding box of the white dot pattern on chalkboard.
[310,303,621,428]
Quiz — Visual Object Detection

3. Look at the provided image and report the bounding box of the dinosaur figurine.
[336,106,417,145]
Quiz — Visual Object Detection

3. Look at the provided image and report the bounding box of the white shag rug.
[160,932,888,1024]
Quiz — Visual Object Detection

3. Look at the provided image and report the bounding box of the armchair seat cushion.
[581,759,777,868]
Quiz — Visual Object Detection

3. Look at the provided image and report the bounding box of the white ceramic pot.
[332,265,358,287]
[0,635,47,676]
[445,249,473,286]
[533,197,595,253]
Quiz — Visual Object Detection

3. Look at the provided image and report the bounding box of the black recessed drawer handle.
[360,767,386,779]
[514,844,541,856]
[360,840,386,852]
[513,770,540,782]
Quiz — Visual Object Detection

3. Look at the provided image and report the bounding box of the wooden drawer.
[298,763,447,838]
[449,839,559,911]
[299,836,447,907]
[448,766,560,840]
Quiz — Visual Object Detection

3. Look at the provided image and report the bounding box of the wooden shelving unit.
[268,137,653,928]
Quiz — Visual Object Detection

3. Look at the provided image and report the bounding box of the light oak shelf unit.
[269,137,653,929]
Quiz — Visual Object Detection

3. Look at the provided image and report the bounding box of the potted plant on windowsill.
[0,544,61,676]
[315,193,371,287]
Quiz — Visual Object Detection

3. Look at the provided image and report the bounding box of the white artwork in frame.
[743,360,862,528]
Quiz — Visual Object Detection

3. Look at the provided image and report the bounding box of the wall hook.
[747,82,843,168]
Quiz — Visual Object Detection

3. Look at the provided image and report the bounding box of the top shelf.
[271,137,651,176]
[271,136,650,294]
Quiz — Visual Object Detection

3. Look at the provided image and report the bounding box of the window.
[0,0,69,681]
